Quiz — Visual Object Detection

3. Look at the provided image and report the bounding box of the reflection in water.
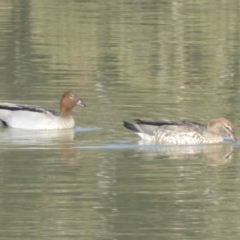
[0,127,77,160]
[136,143,235,166]
[0,127,101,163]
[76,141,235,165]
[0,127,75,147]
[0,127,100,161]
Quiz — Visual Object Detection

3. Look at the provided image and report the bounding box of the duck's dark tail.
[123,121,139,133]
[123,120,162,136]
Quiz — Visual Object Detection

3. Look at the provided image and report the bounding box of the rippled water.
[1,1,240,239]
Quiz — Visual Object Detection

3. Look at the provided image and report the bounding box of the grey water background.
[0,1,240,239]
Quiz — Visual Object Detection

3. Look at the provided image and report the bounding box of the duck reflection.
[0,127,75,146]
[0,127,77,160]
[137,143,234,165]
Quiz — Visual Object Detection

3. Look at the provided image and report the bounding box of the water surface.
[0,1,240,239]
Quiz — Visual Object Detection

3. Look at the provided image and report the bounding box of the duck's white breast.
[2,110,74,130]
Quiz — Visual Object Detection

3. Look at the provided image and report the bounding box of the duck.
[123,118,237,145]
[0,90,85,130]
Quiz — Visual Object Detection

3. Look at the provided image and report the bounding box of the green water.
[0,1,240,239]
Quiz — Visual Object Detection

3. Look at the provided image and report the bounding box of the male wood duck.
[123,118,237,145]
[0,90,85,130]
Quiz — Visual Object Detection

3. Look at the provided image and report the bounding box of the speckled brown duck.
[123,118,237,145]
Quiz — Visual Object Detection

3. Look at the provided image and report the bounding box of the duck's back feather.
[131,119,206,135]
[0,103,59,116]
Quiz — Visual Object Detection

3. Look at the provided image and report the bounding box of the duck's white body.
[0,91,85,130]
[0,103,74,130]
